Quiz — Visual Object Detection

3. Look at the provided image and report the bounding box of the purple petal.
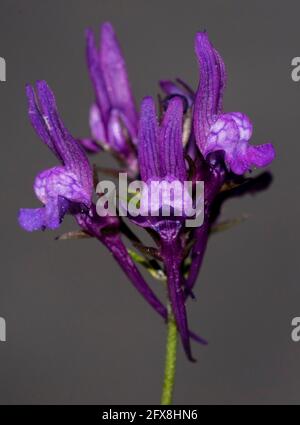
[20,157,92,233]
[34,166,91,206]
[206,112,275,174]
[107,108,130,153]
[77,138,102,154]
[159,96,187,182]
[159,79,194,107]
[212,47,226,113]
[18,208,47,231]
[34,81,93,196]
[229,143,275,175]
[19,196,68,232]
[100,22,138,141]
[138,97,160,182]
[89,103,107,145]
[85,28,110,125]
[160,80,182,96]
[26,84,60,160]
[227,112,253,142]
[193,32,226,152]
[205,114,240,156]
[21,82,94,232]
[20,162,92,232]
[247,144,275,168]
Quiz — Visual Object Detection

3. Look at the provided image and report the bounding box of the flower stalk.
[161,309,178,405]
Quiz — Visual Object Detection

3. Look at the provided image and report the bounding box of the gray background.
[0,0,299,404]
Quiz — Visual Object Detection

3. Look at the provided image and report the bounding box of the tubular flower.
[84,22,138,174]
[193,32,275,175]
[136,96,196,361]
[18,81,93,231]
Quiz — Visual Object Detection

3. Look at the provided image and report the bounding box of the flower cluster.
[19,22,275,361]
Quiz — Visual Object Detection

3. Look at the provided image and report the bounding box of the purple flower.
[137,95,195,360]
[18,81,93,231]
[18,80,206,348]
[84,22,138,173]
[193,32,275,175]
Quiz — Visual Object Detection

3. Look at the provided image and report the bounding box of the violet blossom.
[19,81,94,231]
[18,21,276,404]
[185,32,275,294]
[193,32,275,175]
[82,22,138,175]
[136,95,196,360]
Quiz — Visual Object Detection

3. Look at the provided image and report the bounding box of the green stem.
[161,311,178,405]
